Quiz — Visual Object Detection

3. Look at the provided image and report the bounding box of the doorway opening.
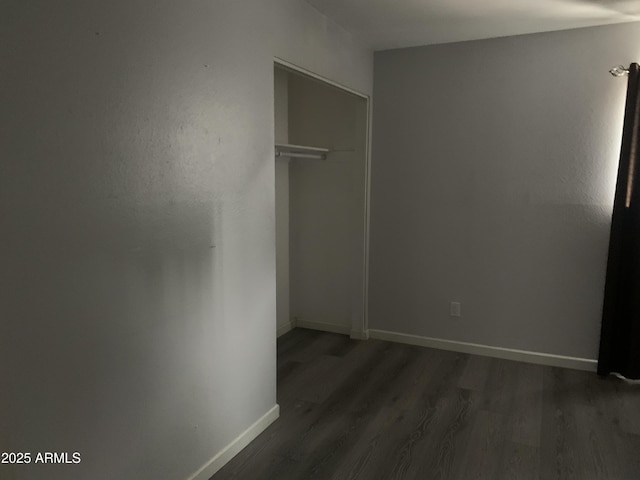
[274,59,371,340]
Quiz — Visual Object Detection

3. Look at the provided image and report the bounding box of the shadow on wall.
[1,199,227,478]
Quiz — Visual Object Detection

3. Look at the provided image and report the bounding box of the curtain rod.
[610,65,630,77]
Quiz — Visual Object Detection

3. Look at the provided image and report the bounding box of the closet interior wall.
[274,65,368,337]
[275,67,291,336]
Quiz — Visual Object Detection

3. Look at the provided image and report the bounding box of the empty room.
[2,1,640,479]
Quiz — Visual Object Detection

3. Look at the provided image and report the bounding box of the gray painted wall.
[0,1,371,479]
[370,22,640,359]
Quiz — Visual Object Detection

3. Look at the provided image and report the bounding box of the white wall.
[287,75,368,335]
[0,1,371,479]
[370,22,640,360]
[270,0,373,95]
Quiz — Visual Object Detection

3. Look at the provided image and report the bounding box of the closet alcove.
[274,62,369,339]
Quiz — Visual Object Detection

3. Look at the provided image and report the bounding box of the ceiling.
[305,0,640,50]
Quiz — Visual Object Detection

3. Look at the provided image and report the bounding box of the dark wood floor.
[212,328,640,480]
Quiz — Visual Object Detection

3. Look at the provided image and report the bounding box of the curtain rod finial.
[610,65,629,77]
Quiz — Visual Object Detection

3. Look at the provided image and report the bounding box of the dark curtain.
[598,62,640,379]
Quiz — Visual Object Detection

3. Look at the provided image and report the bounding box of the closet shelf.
[275,143,329,160]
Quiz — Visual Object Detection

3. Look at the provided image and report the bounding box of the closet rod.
[275,151,327,160]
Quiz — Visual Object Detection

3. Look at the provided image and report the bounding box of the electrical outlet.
[450,301,461,317]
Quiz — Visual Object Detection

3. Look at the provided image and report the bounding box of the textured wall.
[370,22,640,359]
[0,1,371,479]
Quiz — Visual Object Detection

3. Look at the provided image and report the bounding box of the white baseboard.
[350,329,369,340]
[186,404,280,480]
[368,329,597,372]
[295,319,351,335]
[277,320,296,338]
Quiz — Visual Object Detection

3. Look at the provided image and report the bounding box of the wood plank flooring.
[212,328,640,480]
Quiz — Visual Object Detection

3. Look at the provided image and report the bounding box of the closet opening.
[274,60,370,341]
